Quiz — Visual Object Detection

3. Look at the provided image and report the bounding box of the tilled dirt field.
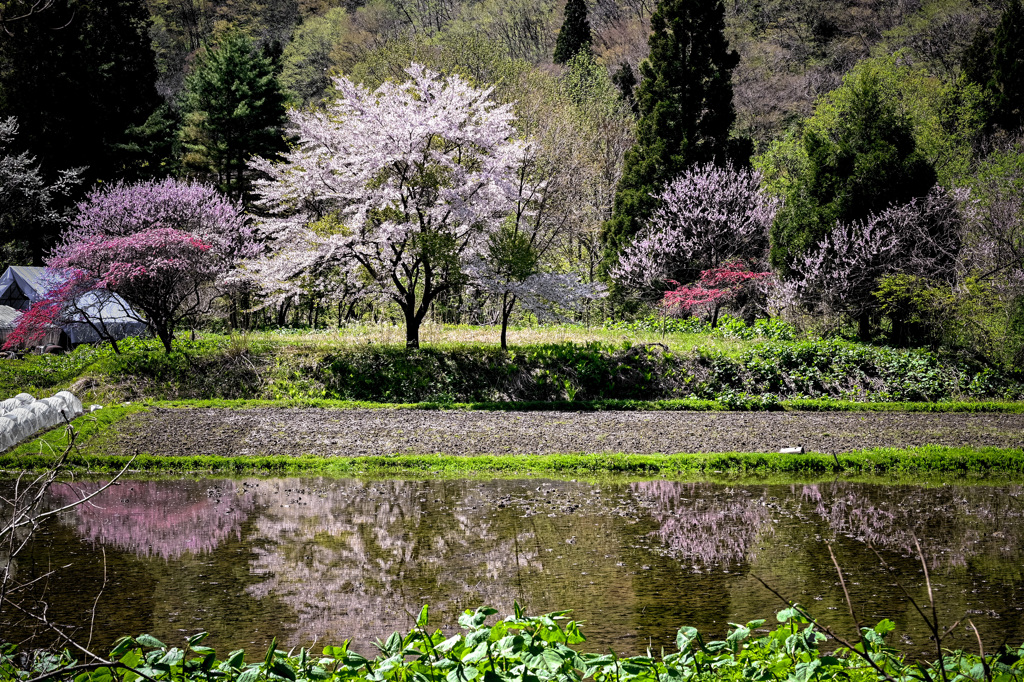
[99,407,1024,456]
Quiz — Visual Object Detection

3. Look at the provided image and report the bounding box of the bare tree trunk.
[500,292,513,351]
[858,311,871,341]
[405,306,420,348]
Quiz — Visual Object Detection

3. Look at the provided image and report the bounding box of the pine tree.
[611,62,638,114]
[179,34,288,201]
[769,71,937,275]
[600,0,744,271]
[991,0,1024,131]
[963,0,1024,132]
[553,0,593,64]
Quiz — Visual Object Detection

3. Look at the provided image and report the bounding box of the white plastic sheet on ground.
[0,390,85,452]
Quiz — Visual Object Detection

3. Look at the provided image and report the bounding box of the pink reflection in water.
[48,480,255,560]
[804,482,1024,569]
[630,481,774,567]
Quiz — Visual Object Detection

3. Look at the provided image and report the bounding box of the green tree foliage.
[601,0,746,272]
[179,33,288,201]
[280,8,353,106]
[553,0,592,64]
[0,0,160,261]
[757,56,985,192]
[963,0,1024,132]
[768,69,937,274]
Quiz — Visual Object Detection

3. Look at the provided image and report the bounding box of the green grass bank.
[3,328,1022,406]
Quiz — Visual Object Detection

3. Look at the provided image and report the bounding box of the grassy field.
[248,321,760,354]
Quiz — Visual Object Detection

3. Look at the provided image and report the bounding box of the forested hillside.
[0,0,1021,366]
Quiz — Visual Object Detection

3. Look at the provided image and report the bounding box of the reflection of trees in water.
[630,481,774,568]
[802,483,1024,569]
[48,480,254,560]
[243,479,542,645]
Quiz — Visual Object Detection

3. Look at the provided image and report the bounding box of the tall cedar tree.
[179,34,288,202]
[553,0,593,64]
[601,0,744,272]
[967,0,1024,131]
[0,0,160,262]
[769,72,936,276]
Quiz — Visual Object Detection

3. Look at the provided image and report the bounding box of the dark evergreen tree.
[963,0,1024,132]
[553,0,593,64]
[600,0,745,271]
[991,0,1024,131]
[0,0,160,261]
[769,72,937,275]
[611,61,638,115]
[179,33,288,202]
[116,104,182,182]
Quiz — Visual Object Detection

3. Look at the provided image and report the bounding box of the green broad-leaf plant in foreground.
[4,604,1023,682]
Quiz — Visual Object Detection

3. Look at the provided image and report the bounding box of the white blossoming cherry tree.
[251,64,535,348]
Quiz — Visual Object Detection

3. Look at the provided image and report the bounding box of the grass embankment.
[151,397,1024,412]
[6,446,1023,478]
[2,322,1021,405]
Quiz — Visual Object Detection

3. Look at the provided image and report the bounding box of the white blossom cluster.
[247,64,550,325]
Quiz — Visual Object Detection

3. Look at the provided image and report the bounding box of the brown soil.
[99,408,1024,456]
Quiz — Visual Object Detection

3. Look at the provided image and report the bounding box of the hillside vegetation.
[0,0,1021,374]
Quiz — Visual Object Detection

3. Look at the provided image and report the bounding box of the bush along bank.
[90,337,1024,404]
[3,605,1022,682]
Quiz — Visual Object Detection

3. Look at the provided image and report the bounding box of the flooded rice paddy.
[5,476,1024,658]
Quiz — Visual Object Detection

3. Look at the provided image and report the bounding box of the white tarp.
[0,391,84,451]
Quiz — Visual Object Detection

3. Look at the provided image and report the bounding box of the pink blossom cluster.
[10,178,255,352]
[784,185,968,318]
[612,163,782,290]
[662,262,773,317]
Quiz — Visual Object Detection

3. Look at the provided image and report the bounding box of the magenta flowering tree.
[663,262,773,325]
[2,269,144,353]
[36,178,255,352]
[67,178,257,268]
[612,164,782,291]
[49,229,220,352]
[250,64,531,348]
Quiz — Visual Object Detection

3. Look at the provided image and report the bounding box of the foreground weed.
[3,605,1022,682]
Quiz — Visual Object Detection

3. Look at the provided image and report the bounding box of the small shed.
[0,266,149,346]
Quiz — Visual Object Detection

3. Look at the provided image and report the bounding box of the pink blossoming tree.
[784,185,968,339]
[663,262,773,325]
[249,64,532,348]
[612,164,782,291]
[14,179,255,353]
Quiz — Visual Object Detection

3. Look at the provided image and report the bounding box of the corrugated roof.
[0,305,20,330]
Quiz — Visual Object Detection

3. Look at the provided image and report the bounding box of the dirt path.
[99,407,1024,456]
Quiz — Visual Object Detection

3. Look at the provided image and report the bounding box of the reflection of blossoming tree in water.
[630,481,774,568]
[244,478,542,647]
[802,483,1024,569]
[48,480,255,560]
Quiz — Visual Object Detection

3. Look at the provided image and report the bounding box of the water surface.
[5,476,1023,658]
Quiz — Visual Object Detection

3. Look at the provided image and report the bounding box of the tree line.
[0,0,1022,365]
